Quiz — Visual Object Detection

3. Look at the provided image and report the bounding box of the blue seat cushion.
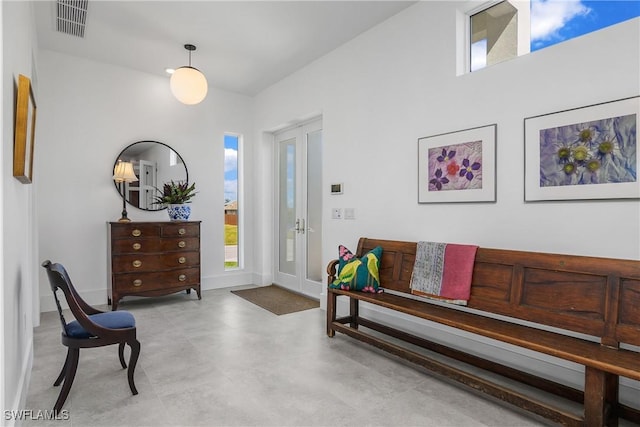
[65,311,136,339]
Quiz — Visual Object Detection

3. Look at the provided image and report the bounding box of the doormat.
[231,285,319,315]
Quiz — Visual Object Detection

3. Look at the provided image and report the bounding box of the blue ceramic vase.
[167,204,191,221]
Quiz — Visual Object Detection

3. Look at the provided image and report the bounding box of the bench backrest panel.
[356,238,640,347]
[619,278,640,344]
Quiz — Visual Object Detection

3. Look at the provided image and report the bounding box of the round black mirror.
[113,141,189,211]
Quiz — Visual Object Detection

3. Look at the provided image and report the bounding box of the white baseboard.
[319,288,328,311]
[334,298,640,400]
[201,272,255,290]
[5,340,34,427]
[40,272,262,313]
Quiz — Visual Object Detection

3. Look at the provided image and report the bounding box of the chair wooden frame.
[42,260,141,412]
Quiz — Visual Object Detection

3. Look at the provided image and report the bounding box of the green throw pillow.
[329,245,383,293]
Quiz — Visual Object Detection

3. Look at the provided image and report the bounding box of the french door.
[274,119,323,297]
[138,160,156,209]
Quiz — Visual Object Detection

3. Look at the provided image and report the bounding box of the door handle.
[294,219,306,234]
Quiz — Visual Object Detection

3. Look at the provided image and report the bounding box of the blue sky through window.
[224,134,238,202]
[472,1,639,71]
[531,0,640,51]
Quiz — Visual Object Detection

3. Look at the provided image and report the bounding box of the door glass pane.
[279,139,296,275]
[306,129,322,282]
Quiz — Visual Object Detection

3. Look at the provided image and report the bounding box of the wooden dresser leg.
[327,290,337,337]
[584,366,607,427]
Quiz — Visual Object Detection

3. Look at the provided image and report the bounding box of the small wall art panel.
[418,124,496,203]
[524,96,639,201]
[13,74,37,184]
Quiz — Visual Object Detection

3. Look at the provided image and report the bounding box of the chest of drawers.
[108,221,201,310]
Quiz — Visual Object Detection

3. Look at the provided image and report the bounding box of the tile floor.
[24,287,549,427]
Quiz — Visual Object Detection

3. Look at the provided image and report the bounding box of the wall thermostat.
[330,183,343,195]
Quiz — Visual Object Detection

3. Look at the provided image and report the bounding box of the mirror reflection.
[113,141,188,211]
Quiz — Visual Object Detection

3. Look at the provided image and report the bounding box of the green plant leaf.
[152,180,197,205]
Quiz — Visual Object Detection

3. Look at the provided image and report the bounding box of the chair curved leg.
[53,350,70,386]
[127,339,141,395]
[53,348,79,412]
[118,342,127,369]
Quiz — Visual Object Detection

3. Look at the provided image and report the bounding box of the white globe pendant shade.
[170,66,208,105]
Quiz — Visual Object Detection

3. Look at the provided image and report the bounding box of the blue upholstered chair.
[41,260,141,412]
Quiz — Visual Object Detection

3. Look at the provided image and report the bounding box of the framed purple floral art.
[524,96,639,201]
[418,124,496,203]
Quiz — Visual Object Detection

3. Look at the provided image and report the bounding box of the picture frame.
[524,96,639,202]
[418,124,496,203]
[14,74,37,184]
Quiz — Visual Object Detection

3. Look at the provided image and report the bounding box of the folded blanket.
[410,241,478,305]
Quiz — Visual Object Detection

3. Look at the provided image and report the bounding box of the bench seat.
[329,289,640,382]
[326,238,640,427]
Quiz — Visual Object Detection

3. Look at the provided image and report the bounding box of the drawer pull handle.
[178,256,186,264]
[132,229,142,237]
[132,243,141,250]
[132,260,142,268]
[178,228,186,235]
[178,274,186,282]
[133,279,142,287]
[178,241,186,248]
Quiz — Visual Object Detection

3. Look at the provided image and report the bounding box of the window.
[224,134,240,269]
[469,1,640,72]
[471,1,519,72]
[531,0,640,51]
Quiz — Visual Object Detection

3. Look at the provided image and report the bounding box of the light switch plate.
[331,208,342,219]
[344,208,355,220]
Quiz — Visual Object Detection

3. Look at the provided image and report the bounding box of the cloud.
[530,0,591,42]
[224,179,237,201]
[225,148,238,172]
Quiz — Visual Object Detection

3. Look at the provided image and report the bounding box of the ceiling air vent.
[56,0,88,38]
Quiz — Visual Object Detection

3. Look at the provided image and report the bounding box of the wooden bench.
[326,238,640,427]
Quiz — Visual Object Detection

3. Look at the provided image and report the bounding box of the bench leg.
[350,297,359,329]
[584,367,618,427]
[605,373,619,427]
[327,290,337,337]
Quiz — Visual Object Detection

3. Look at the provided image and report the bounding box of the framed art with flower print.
[418,124,496,203]
[524,96,639,202]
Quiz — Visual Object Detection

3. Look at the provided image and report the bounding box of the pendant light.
[170,44,208,105]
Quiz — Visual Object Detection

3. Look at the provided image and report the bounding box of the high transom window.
[470,0,640,72]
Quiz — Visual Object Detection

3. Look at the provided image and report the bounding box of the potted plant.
[154,180,197,221]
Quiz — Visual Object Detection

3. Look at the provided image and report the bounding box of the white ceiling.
[34,1,416,96]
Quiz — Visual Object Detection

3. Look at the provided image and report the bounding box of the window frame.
[458,0,531,74]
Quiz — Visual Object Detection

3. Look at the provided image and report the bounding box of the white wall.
[16,0,640,415]
[2,1,39,421]
[255,0,640,281]
[253,0,639,398]
[35,50,255,312]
